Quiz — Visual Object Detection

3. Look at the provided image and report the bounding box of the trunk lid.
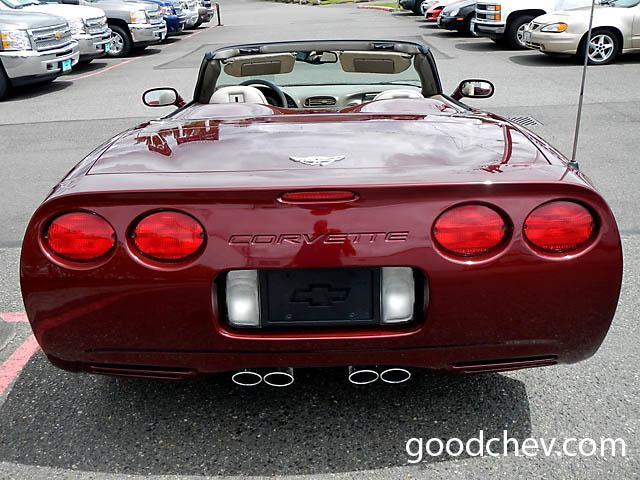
[89,114,549,179]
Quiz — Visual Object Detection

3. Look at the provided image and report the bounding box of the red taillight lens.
[524,201,596,254]
[132,211,205,261]
[433,205,508,257]
[45,212,115,261]
[279,190,358,204]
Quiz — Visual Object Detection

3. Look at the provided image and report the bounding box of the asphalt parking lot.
[0,1,638,478]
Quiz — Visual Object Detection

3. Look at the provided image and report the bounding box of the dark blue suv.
[146,0,186,36]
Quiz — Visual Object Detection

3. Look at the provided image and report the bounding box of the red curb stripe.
[0,312,28,323]
[72,57,139,81]
[357,5,394,11]
[0,336,40,396]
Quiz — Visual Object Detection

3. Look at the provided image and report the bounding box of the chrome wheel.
[588,33,615,64]
[109,31,124,56]
[516,23,528,47]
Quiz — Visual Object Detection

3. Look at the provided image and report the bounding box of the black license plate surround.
[259,268,381,328]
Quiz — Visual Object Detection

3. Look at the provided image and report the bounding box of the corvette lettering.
[228,232,409,245]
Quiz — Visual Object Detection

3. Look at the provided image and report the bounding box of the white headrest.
[210,86,268,105]
[372,89,423,101]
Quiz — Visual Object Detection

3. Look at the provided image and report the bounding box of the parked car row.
[400,0,640,65]
[0,0,215,99]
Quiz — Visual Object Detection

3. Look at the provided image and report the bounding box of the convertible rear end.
[20,111,623,380]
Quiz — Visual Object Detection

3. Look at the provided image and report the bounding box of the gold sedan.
[523,0,640,65]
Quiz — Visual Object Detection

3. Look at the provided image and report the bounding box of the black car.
[399,0,422,14]
[436,0,476,35]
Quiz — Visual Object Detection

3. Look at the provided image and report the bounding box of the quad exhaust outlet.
[231,368,295,387]
[348,366,411,385]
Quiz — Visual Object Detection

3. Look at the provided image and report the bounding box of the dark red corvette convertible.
[21,40,623,387]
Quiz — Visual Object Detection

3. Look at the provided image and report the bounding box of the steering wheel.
[239,79,288,108]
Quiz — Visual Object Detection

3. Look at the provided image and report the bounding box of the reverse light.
[131,211,205,261]
[541,22,568,33]
[381,267,415,324]
[0,30,32,51]
[524,201,596,254]
[44,212,115,262]
[226,270,261,328]
[433,204,508,258]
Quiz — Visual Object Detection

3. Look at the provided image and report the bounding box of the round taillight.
[45,212,115,262]
[131,211,205,261]
[524,201,596,254]
[433,204,508,257]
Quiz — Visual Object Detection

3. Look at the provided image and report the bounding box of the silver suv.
[0,10,79,99]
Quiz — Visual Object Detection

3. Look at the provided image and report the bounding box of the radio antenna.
[570,0,598,169]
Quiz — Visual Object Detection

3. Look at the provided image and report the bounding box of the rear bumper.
[0,41,79,83]
[48,344,563,377]
[21,183,623,377]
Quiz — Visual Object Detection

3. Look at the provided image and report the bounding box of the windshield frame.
[193,40,442,103]
[0,0,44,8]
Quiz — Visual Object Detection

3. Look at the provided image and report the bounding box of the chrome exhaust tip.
[231,369,263,387]
[348,366,379,385]
[379,367,412,384]
[262,368,295,387]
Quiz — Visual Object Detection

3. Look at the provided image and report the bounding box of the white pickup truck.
[474,0,594,48]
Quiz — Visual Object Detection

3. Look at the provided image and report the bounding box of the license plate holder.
[60,59,72,73]
[104,42,111,53]
[260,268,381,328]
[523,31,532,43]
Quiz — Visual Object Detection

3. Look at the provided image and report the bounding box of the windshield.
[0,0,43,7]
[555,0,595,8]
[609,0,640,6]
[217,51,422,88]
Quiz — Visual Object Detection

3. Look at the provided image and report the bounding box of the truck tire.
[458,13,475,36]
[505,14,536,49]
[0,67,9,101]
[108,24,133,58]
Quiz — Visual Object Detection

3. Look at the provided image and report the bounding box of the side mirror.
[451,79,495,101]
[142,87,185,108]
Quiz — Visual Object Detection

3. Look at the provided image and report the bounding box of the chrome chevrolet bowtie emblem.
[289,155,345,167]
